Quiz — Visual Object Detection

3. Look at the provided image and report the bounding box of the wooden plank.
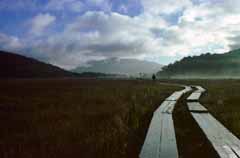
[155,101,172,115]
[166,91,183,101]
[187,92,202,101]
[204,115,239,158]
[206,113,240,156]
[187,102,208,112]
[166,86,192,101]
[191,112,240,158]
[159,114,179,158]
[190,86,205,93]
[140,113,179,158]
[140,114,163,158]
[140,87,184,158]
[231,146,240,156]
[164,102,176,114]
[222,146,238,158]
[191,113,229,158]
[207,116,239,158]
[181,86,192,94]
[155,101,176,114]
[196,86,206,92]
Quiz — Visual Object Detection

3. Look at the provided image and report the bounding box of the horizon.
[1,0,240,69]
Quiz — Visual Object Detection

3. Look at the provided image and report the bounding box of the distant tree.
[152,74,156,81]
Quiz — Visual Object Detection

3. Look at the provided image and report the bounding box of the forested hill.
[0,50,77,78]
[157,49,240,79]
[0,50,127,78]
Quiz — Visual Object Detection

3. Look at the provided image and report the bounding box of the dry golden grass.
[0,79,180,158]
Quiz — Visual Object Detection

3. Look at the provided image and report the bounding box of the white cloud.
[24,0,240,68]
[19,11,168,69]
[29,13,56,36]
[0,33,24,51]
[3,0,240,69]
[177,1,240,54]
[142,0,192,15]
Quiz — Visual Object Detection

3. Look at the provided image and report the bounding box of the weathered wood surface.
[187,92,202,101]
[191,112,240,158]
[155,101,177,114]
[140,86,192,158]
[140,112,179,158]
[159,114,178,158]
[140,100,178,158]
[166,91,184,101]
[139,113,163,158]
[187,86,205,101]
[187,102,208,112]
[166,86,192,101]
[181,86,192,94]
[195,86,206,93]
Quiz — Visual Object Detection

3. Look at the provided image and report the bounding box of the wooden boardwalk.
[154,101,177,114]
[187,85,240,158]
[187,86,205,101]
[187,92,202,101]
[191,113,240,158]
[140,86,192,158]
[187,102,208,112]
[166,91,183,101]
[195,86,206,93]
[166,86,192,101]
[141,84,240,158]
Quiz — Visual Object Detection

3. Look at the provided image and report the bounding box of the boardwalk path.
[139,85,192,158]
[188,86,240,158]
[187,85,205,101]
[140,84,240,158]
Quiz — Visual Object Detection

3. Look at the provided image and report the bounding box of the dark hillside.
[0,50,77,78]
[157,49,240,78]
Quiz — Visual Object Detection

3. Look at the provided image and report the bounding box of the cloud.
[23,11,167,69]
[177,1,240,54]
[0,33,24,51]
[141,0,192,15]
[2,0,240,69]
[29,13,56,36]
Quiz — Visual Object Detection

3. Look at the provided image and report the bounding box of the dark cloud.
[228,35,240,50]
[150,28,183,46]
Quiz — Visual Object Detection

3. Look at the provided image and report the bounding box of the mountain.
[0,50,78,78]
[76,72,127,78]
[72,58,163,76]
[157,49,240,79]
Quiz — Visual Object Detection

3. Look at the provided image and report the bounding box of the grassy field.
[0,79,180,158]
[199,80,240,139]
[1,79,240,158]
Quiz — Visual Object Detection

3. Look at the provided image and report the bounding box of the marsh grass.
[199,80,240,139]
[0,79,179,158]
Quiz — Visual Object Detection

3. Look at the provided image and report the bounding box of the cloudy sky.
[0,0,240,69]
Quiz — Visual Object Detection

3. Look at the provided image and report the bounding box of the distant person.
[152,74,156,81]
